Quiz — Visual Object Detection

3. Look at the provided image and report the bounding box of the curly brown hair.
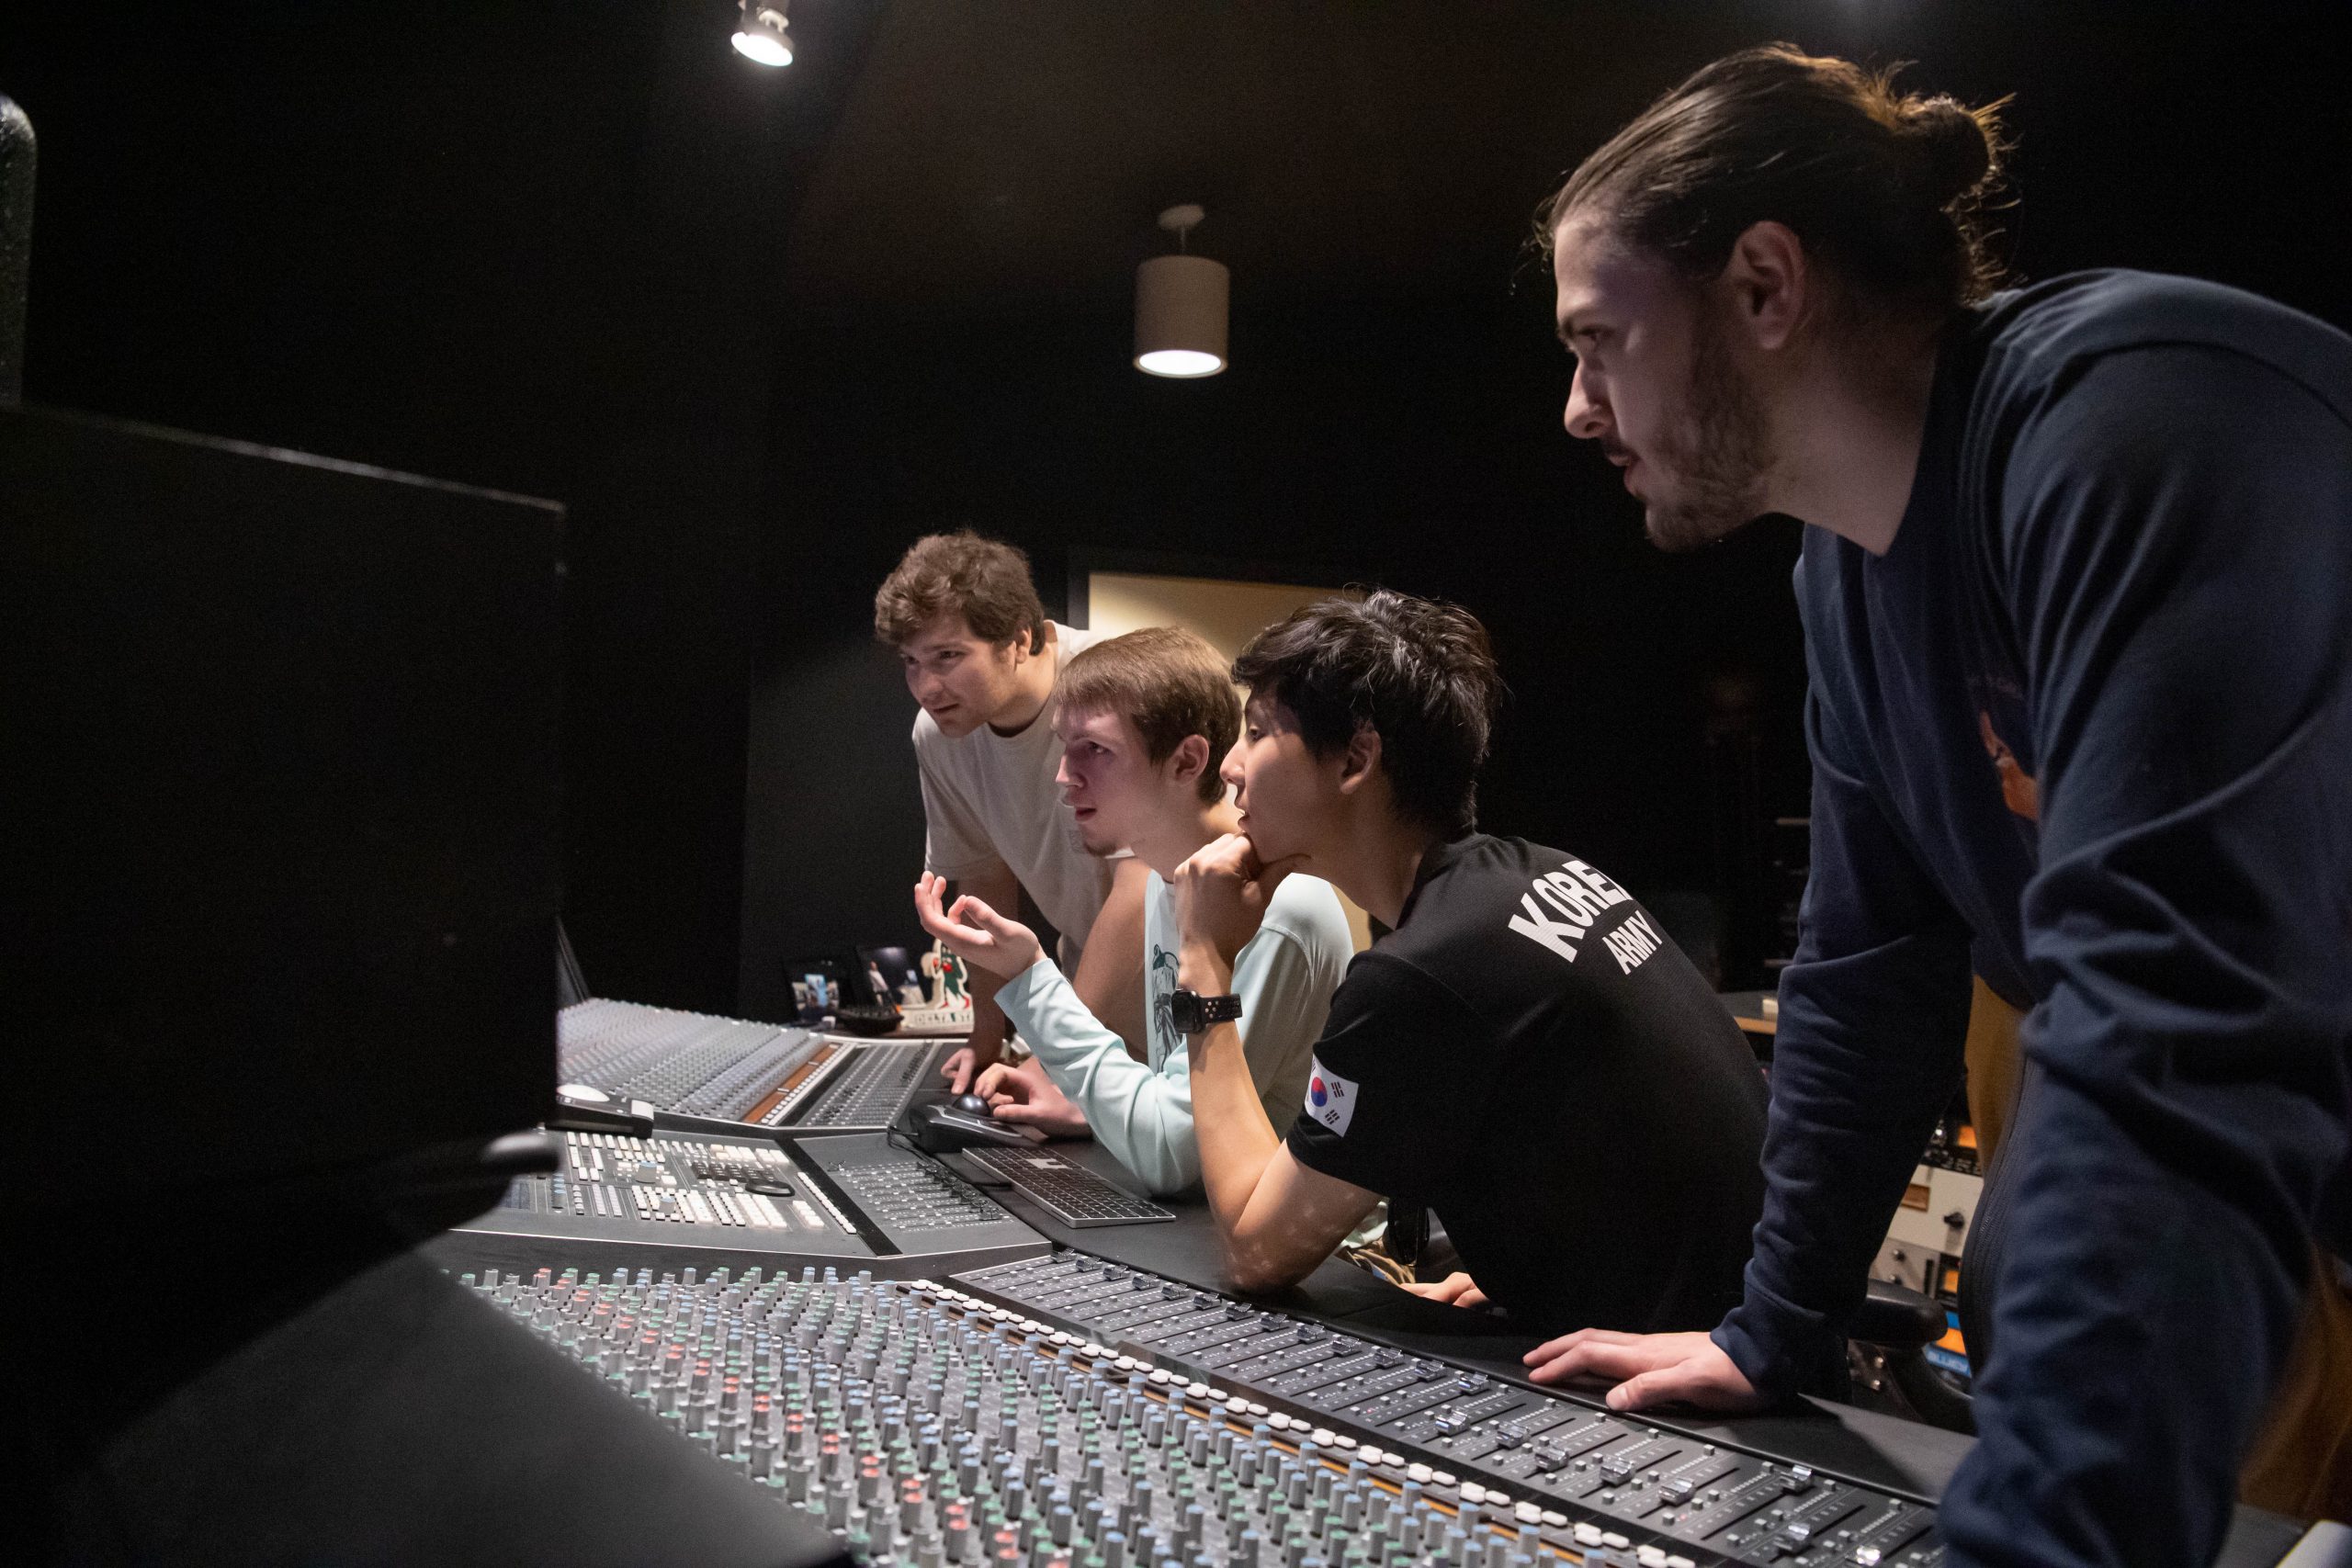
[874,531,1047,652]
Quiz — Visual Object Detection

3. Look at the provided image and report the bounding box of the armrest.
[1849,1278,1948,1351]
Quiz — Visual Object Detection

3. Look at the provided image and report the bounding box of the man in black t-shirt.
[1170,590,1767,1335]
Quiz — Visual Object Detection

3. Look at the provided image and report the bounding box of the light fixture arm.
[1157,204,1206,254]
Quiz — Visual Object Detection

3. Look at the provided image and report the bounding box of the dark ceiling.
[779,1,1744,307]
[776,0,2352,334]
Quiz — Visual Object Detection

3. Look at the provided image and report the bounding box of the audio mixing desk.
[437,1128,1049,1281]
[464,1245,2336,1568]
[449,1131,2338,1568]
[559,998,964,1136]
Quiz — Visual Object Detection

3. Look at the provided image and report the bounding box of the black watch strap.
[1170,988,1244,1033]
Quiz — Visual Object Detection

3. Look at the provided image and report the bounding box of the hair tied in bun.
[1905,96,1997,209]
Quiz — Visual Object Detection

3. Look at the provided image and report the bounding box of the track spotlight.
[732,0,795,67]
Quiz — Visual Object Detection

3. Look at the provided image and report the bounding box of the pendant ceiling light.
[1135,205,1228,378]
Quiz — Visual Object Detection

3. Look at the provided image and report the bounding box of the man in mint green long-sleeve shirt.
[914,626,1352,1196]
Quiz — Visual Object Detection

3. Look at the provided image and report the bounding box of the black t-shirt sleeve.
[1284,952,1469,1197]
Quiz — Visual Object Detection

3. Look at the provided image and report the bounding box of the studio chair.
[1849,1278,1974,1435]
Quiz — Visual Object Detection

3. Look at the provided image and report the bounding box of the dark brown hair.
[1540,45,2011,320]
[1058,627,1239,805]
[1231,590,1501,840]
[874,531,1047,652]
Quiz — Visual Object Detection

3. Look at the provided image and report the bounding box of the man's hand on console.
[1172,833,1305,968]
[1522,1328,1765,1415]
[973,1056,1091,1137]
[1401,1271,1490,1309]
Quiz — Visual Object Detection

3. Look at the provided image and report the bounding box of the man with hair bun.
[1528,42,2352,1565]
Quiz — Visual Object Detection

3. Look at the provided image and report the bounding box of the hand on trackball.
[913,873,1044,979]
[1171,833,1306,968]
[1521,1329,1764,1415]
[973,1056,1091,1137]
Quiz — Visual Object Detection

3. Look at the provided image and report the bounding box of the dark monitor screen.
[1,406,563,1198]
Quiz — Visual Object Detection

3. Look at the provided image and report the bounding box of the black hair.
[1231,590,1502,840]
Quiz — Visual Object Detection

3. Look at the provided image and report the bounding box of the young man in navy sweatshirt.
[1524,44,2352,1565]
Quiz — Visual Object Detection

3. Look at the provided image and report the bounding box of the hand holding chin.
[1172,832,1305,967]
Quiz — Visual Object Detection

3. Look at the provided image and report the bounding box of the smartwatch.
[1167,988,1244,1034]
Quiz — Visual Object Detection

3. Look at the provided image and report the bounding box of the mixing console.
[561,998,958,1133]
[800,1038,964,1130]
[466,1244,1951,1568]
[951,1256,1946,1568]
[444,1129,1047,1279]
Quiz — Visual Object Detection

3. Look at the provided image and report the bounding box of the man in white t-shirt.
[876,532,1150,1089]
[914,626,1352,1194]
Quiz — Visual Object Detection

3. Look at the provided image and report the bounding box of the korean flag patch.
[1303,1056,1359,1137]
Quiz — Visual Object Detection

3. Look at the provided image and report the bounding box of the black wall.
[739,292,1815,1017]
[738,6,2352,1019]
[8,1,879,1013]
[11,6,2349,1021]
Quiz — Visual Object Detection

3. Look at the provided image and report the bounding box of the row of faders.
[464,1262,1663,1568]
[952,1255,1947,1568]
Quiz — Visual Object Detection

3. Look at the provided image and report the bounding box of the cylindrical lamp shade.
[1135,254,1229,378]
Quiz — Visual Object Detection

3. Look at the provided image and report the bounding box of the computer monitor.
[2,405,564,1204]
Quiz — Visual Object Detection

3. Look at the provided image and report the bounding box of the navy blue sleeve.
[1712,675,1975,1398]
[1939,346,2352,1568]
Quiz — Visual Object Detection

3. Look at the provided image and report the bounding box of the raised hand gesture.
[913,872,1045,980]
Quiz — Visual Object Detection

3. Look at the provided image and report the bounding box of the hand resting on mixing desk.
[1521,1326,1765,1415]
[1399,1270,1490,1310]
[972,1055,1091,1137]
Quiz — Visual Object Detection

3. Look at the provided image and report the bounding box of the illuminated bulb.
[1135,348,1224,378]
[1134,207,1228,378]
[732,2,794,67]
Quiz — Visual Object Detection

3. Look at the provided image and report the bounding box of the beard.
[1639,306,1773,553]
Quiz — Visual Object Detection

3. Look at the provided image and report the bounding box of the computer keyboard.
[958,1145,1177,1228]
